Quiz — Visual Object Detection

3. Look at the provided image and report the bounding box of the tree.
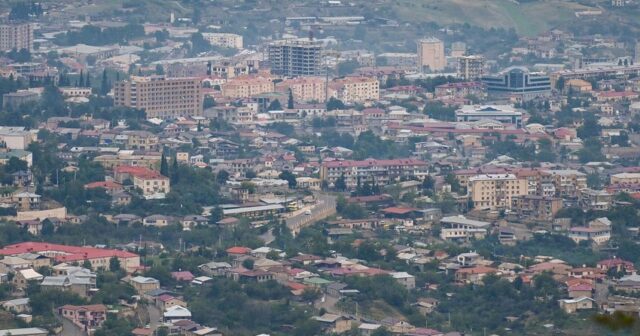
[216,170,229,184]
[242,259,254,270]
[160,153,169,176]
[100,69,111,95]
[109,257,121,272]
[334,174,347,191]
[155,64,164,75]
[326,97,345,111]
[208,206,223,224]
[268,99,282,111]
[287,88,294,109]
[279,171,297,189]
[170,156,179,183]
[41,219,55,236]
[156,327,169,336]
[587,172,602,189]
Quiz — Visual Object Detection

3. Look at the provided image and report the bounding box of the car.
[305,210,312,215]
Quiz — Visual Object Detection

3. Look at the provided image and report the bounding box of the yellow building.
[611,172,640,185]
[468,174,528,210]
[329,76,379,104]
[221,75,275,99]
[113,76,203,119]
[201,33,243,49]
[276,76,327,102]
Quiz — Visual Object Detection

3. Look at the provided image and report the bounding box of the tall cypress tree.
[85,73,91,88]
[287,88,294,109]
[170,156,179,183]
[160,153,169,176]
[78,70,84,87]
[101,69,109,95]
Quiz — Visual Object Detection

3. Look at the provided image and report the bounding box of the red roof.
[226,246,251,255]
[287,281,307,291]
[114,166,167,180]
[569,284,593,292]
[598,258,634,269]
[59,304,107,312]
[0,242,138,262]
[84,181,123,190]
[171,271,194,281]
[132,328,154,336]
[157,294,176,302]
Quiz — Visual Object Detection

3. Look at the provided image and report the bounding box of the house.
[171,271,195,282]
[439,215,490,241]
[1,298,30,313]
[568,283,593,299]
[13,268,43,289]
[597,258,635,274]
[391,272,416,290]
[0,328,48,336]
[559,297,595,313]
[181,215,208,228]
[455,266,498,285]
[41,267,97,298]
[198,262,232,276]
[358,323,382,336]
[155,294,187,311]
[58,304,107,329]
[163,305,192,322]
[312,313,352,334]
[129,276,160,293]
[143,215,172,227]
[414,298,439,315]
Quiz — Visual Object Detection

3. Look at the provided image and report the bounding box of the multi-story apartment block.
[440,215,490,241]
[417,37,445,72]
[268,39,322,77]
[0,23,33,52]
[541,170,587,199]
[468,174,528,210]
[377,53,417,69]
[201,32,243,49]
[113,76,203,119]
[611,172,640,184]
[121,130,160,151]
[276,76,327,102]
[329,76,379,104]
[221,75,275,99]
[434,82,486,100]
[578,188,613,211]
[320,159,428,189]
[457,55,485,80]
[114,166,170,197]
[511,195,562,221]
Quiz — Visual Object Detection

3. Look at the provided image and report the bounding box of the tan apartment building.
[201,32,243,49]
[0,23,33,52]
[457,55,485,80]
[417,37,445,72]
[468,174,528,210]
[320,158,428,189]
[611,172,640,184]
[511,195,562,221]
[114,166,170,197]
[113,76,203,119]
[330,76,379,104]
[276,76,327,102]
[221,75,275,99]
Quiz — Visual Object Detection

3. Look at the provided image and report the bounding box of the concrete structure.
[481,66,551,101]
[468,174,528,210]
[275,76,327,102]
[2,90,39,109]
[113,76,203,119]
[439,215,491,241]
[320,158,428,188]
[0,23,33,52]
[0,127,33,150]
[541,170,587,198]
[417,38,445,72]
[611,172,640,184]
[58,304,107,330]
[221,75,275,99]
[578,188,613,211]
[511,195,562,221]
[130,276,160,293]
[329,76,379,103]
[377,53,417,69]
[0,328,47,336]
[268,39,322,77]
[201,33,243,49]
[455,105,524,127]
[457,55,485,80]
[114,166,169,197]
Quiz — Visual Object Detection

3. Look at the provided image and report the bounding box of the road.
[57,314,87,336]
[286,193,336,235]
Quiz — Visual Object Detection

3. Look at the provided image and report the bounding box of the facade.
[130,276,161,293]
[319,158,428,188]
[0,127,33,150]
[481,66,551,101]
[221,75,275,99]
[2,90,39,109]
[268,39,322,77]
[417,38,445,72]
[439,215,491,241]
[113,76,203,119]
[541,170,587,198]
[276,76,327,102]
[468,174,528,210]
[457,55,485,80]
[455,105,524,128]
[578,188,613,211]
[611,173,640,184]
[511,195,562,221]
[0,23,33,52]
[377,53,417,69]
[201,33,243,49]
[329,76,379,103]
[58,304,107,330]
[114,166,170,197]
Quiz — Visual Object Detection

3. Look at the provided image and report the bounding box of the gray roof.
[0,328,48,336]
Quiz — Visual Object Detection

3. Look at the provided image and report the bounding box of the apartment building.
[511,195,562,221]
[113,76,203,119]
[611,172,640,184]
[457,55,485,80]
[468,174,528,210]
[0,23,33,52]
[268,38,322,77]
[275,76,327,102]
[541,170,587,198]
[329,76,379,103]
[121,130,160,151]
[578,188,613,211]
[201,32,243,49]
[319,158,428,189]
[0,126,33,150]
[417,37,445,72]
[569,218,611,245]
[221,75,275,98]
